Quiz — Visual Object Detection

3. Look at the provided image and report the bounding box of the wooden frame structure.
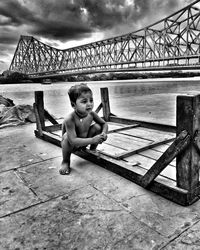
[34,88,200,206]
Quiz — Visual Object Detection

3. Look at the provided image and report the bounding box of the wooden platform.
[33,88,200,206]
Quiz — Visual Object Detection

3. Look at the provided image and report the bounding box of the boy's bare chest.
[74,116,93,133]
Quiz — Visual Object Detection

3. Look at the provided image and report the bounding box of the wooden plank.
[152,142,173,153]
[119,127,175,141]
[108,124,140,134]
[109,116,176,133]
[177,95,200,192]
[116,137,175,159]
[95,103,102,113]
[34,91,45,129]
[106,133,153,151]
[44,109,59,125]
[45,124,62,132]
[101,88,111,121]
[35,130,61,147]
[51,130,62,137]
[141,130,191,187]
[139,149,176,167]
[108,122,127,131]
[97,143,127,158]
[125,154,176,181]
[33,103,43,137]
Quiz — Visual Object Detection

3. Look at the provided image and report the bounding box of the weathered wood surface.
[45,124,62,132]
[44,109,58,125]
[33,103,43,137]
[95,103,103,114]
[115,138,174,159]
[140,149,176,167]
[151,142,173,153]
[34,91,45,130]
[141,130,191,187]
[125,153,176,181]
[176,95,200,192]
[97,124,176,159]
[109,116,176,133]
[101,88,111,121]
[119,127,175,141]
[108,124,140,134]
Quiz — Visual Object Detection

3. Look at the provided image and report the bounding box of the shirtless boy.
[59,83,108,175]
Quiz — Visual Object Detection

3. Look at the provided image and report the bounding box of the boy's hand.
[92,134,105,144]
[101,132,107,141]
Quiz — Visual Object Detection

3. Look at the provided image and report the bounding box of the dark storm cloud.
[0,0,195,71]
[29,18,92,41]
[0,1,35,26]
[0,0,194,43]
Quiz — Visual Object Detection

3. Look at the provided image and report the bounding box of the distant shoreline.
[1,76,200,86]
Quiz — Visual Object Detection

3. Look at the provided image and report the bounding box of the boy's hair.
[68,83,92,105]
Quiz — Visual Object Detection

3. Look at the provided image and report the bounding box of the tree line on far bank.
[1,70,200,84]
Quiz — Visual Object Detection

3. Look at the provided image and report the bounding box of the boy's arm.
[92,112,108,139]
[64,116,104,147]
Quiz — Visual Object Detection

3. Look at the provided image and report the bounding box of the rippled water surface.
[1,78,200,126]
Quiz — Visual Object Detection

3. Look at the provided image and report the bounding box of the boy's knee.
[88,123,102,138]
[62,132,68,143]
[93,123,102,134]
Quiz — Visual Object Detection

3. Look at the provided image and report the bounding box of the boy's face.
[73,91,94,116]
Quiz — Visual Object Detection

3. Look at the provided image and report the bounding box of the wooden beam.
[193,129,200,155]
[141,130,190,188]
[34,91,45,130]
[176,94,200,192]
[44,109,59,125]
[33,103,43,136]
[45,124,62,132]
[109,116,176,133]
[108,124,140,134]
[116,137,175,159]
[101,88,111,121]
[95,103,103,113]
[34,130,61,147]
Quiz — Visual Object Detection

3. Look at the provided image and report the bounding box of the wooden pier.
[34,88,200,206]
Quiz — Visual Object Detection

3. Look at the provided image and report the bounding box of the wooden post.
[100,88,111,121]
[141,130,190,187]
[34,91,45,130]
[176,94,200,193]
[33,103,43,136]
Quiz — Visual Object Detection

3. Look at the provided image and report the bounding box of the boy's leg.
[88,123,102,150]
[59,133,73,175]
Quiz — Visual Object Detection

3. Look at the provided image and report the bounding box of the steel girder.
[9,0,200,75]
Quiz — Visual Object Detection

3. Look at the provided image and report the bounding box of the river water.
[1,77,200,126]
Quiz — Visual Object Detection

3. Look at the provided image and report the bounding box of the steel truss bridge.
[9,0,200,77]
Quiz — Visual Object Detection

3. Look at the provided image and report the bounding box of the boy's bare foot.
[59,162,70,175]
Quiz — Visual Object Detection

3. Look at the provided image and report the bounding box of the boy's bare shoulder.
[62,112,75,125]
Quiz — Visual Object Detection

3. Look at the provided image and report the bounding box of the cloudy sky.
[0,0,194,73]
